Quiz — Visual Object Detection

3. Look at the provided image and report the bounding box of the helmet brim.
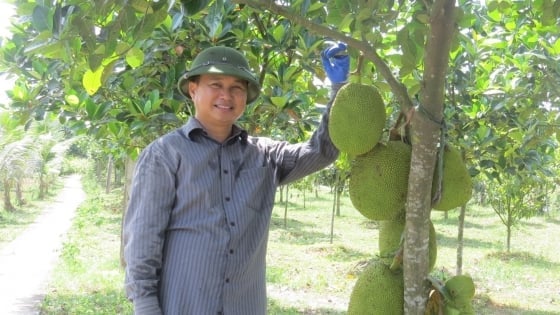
[177,62,260,104]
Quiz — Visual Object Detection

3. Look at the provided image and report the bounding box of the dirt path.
[0,175,85,314]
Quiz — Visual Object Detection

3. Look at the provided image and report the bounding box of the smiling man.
[123,45,348,315]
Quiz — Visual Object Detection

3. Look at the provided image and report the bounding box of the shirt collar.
[183,117,248,143]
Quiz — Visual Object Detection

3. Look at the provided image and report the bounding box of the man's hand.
[321,42,349,84]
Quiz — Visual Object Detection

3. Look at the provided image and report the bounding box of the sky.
[0,0,16,107]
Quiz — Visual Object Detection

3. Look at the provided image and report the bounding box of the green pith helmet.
[177,46,261,104]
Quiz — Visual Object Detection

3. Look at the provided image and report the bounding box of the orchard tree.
[1,0,559,313]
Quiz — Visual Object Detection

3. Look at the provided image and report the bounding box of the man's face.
[187,74,248,127]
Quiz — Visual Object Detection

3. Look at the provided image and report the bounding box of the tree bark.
[3,179,15,211]
[120,156,136,268]
[457,204,466,275]
[403,1,457,314]
[106,156,113,194]
[15,180,25,206]
[284,184,289,228]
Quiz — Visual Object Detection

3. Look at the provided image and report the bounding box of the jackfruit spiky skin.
[444,275,476,314]
[349,141,411,220]
[378,219,438,271]
[445,274,475,301]
[432,145,473,211]
[328,83,386,156]
[347,259,404,315]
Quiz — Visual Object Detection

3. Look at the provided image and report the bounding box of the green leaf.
[122,73,136,91]
[88,53,104,72]
[415,12,430,24]
[126,47,144,68]
[205,3,223,38]
[65,94,80,106]
[101,59,118,87]
[85,98,97,119]
[143,100,152,114]
[181,0,211,16]
[338,13,354,33]
[74,15,96,52]
[11,85,28,101]
[271,96,288,108]
[130,0,153,13]
[83,67,103,95]
[272,25,286,44]
[171,12,184,32]
[32,5,51,31]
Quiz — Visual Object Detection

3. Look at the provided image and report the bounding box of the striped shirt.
[123,87,340,315]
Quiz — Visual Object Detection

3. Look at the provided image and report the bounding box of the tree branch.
[232,0,413,111]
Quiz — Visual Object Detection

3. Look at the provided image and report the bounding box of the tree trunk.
[456,204,466,275]
[38,173,45,199]
[284,184,289,228]
[3,179,15,212]
[278,185,284,203]
[106,156,113,193]
[120,157,136,268]
[506,212,512,252]
[330,187,337,244]
[15,180,25,206]
[336,188,342,216]
[404,1,456,314]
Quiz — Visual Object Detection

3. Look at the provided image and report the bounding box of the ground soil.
[0,175,85,314]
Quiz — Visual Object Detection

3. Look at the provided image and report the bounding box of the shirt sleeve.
[276,83,344,184]
[123,140,177,314]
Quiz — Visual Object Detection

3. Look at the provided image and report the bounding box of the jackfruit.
[431,145,472,211]
[427,274,476,315]
[444,275,476,315]
[328,83,386,156]
[446,274,475,302]
[349,141,411,220]
[347,259,404,315]
[378,219,438,271]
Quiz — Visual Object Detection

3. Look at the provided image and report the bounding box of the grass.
[265,192,560,315]
[39,174,132,314]
[0,180,63,250]
[3,174,559,314]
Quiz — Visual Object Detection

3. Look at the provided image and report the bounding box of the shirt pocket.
[234,166,275,213]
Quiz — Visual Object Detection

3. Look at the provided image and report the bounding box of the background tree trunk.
[120,157,136,267]
[457,204,466,275]
[3,179,15,211]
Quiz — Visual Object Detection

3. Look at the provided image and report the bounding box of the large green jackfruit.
[378,219,438,271]
[328,83,386,156]
[347,259,404,315]
[432,145,473,211]
[349,141,411,220]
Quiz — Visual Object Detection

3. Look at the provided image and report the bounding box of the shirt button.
[225,197,231,201]
[225,278,230,283]
[229,249,234,254]
[230,222,235,227]
[223,169,229,174]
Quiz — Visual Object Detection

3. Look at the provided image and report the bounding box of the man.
[123,43,349,314]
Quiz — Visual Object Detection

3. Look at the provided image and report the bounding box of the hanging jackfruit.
[427,274,476,315]
[347,259,404,315]
[378,219,438,272]
[349,141,411,221]
[432,144,472,211]
[328,83,386,156]
[444,274,476,314]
